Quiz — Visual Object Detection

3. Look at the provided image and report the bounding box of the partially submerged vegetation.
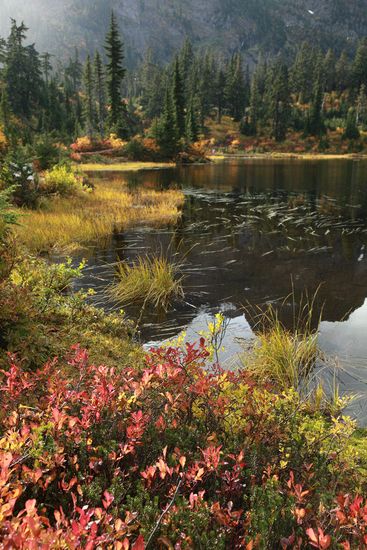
[110,255,184,311]
[16,175,183,253]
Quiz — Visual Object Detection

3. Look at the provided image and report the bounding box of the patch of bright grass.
[16,180,184,253]
[78,161,174,172]
[109,255,184,311]
[243,300,320,392]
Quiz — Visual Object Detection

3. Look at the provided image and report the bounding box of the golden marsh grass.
[17,180,184,252]
[109,255,184,311]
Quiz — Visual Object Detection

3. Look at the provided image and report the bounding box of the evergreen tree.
[179,38,194,101]
[357,84,367,127]
[94,51,107,137]
[5,19,42,119]
[65,48,82,95]
[225,53,246,121]
[248,74,260,135]
[269,62,290,142]
[306,72,325,136]
[140,49,164,119]
[353,38,367,90]
[185,99,199,143]
[0,88,12,139]
[323,49,336,92]
[105,11,127,136]
[196,53,216,126]
[335,51,351,91]
[41,52,52,87]
[214,67,226,123]
[343,108,360,139]
[153,87,178,158]
[290,42,314,103]
[172,56,186,138]
[83,55,95,137]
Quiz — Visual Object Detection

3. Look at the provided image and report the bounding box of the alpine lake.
[74,158,367,422]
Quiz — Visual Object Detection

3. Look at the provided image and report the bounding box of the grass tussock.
[244,299,321,392]
[109,255,184,311]
[16,180,184,252]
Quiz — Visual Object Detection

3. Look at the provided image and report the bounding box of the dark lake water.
[76,159,367,421]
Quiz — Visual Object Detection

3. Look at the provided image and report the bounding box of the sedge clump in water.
[109,255,184,311]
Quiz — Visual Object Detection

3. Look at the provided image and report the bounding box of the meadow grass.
[78,161,174,172]
[109,255,184,311]
[16,180,184,253]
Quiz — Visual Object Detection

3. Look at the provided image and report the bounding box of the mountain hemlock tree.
[270,62,291,142]
[225,53,246,121]
[215,68,226,123]
[5,19,43,119]
[0,89,11,139]
[335,50,351,91]
[353,38,367,90]
[105,11,127,137]
[94,51,107,137]
[172,56,186,138]
[290,42,314,103]
[83,55,95,137]
[343,107,360,140]
[65,48,82,95]
[185,99,199,143]
[306,72,325,136]
[357,84,367,127]
[247,74,260,135]
[154,86,178,158]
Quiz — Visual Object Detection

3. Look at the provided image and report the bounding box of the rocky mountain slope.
[1,0,367,65]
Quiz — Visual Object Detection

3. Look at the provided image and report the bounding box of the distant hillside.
[1,0,367,65]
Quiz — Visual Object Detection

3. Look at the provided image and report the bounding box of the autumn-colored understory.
[1,337,367,549]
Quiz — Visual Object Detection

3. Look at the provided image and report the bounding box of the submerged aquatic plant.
[109,255,184,311]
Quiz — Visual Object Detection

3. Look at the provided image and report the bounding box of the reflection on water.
[75,159,367,420]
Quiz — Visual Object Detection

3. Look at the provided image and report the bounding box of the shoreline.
[209,152,367,161]
[77,153,367,174]
[78,161,175,172]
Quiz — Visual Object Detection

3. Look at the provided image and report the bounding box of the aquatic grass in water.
[243,294,322,393]
[109,255,184,311]
[16,180,184,252]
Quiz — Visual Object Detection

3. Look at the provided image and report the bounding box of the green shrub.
[0,149,39,207]
[41,165,85,196]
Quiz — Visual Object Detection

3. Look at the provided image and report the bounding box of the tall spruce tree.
[353,38,367,90]
[185,99,199,143]
[105,11,127,136]
[336,51,351,91]
[225,53,246,121]
[343,108,360,139]
[153,86,178,158]
[306,72,325,136]
[214,67,226,123]
[290,42,314,103]
[94,51,107,137]
[357,84,367,127]
[248,74,260,135]
[5,19,42,119]
[83,55,95,137]
[172,56,186,138]
[269,62,290,142]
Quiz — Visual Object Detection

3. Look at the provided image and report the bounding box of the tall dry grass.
[109,255,184,311]
[16,180,184,252]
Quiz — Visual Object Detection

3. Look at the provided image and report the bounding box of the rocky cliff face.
[1,0,367,64]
